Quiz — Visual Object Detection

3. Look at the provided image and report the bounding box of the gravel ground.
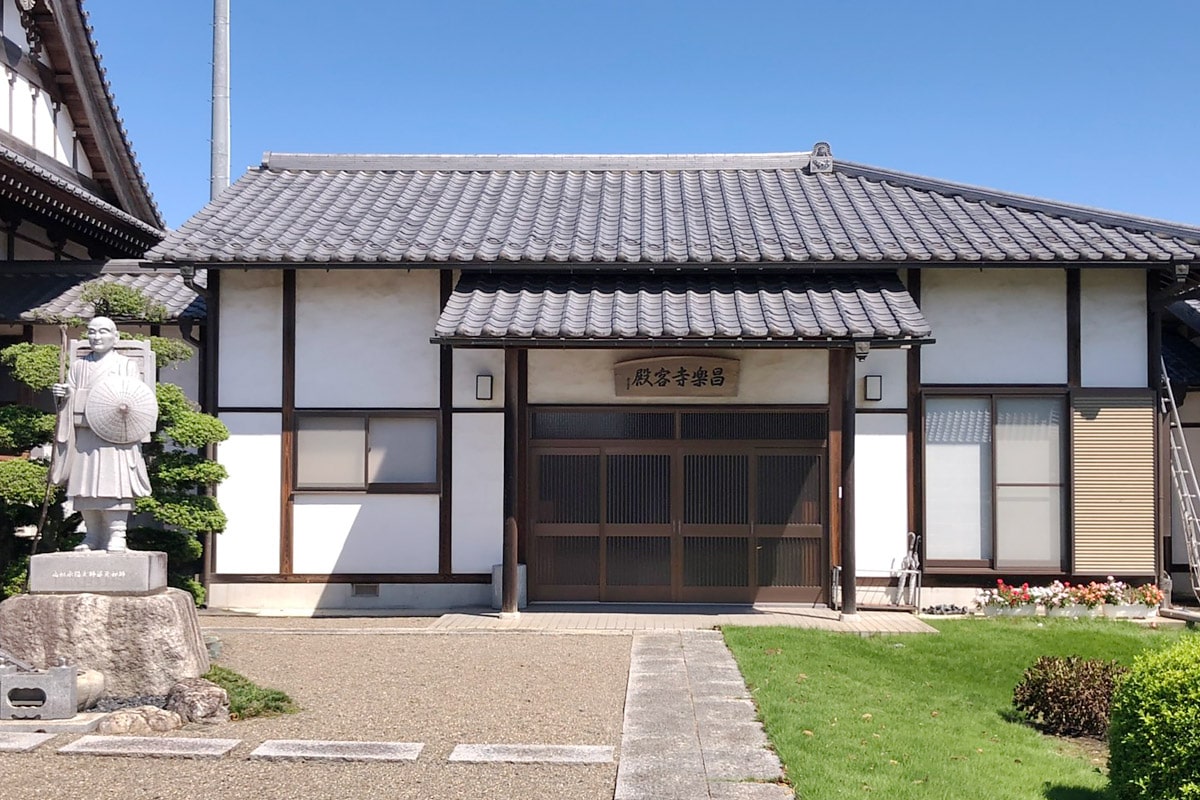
[1,632,632,800]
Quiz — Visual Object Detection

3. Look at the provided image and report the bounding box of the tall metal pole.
[211,0,230,200]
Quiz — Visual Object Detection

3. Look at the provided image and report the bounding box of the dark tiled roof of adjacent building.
[1163,330,1200,387]
[148,148,1200,266]
[434,272,928,343]
[0,144,165,251]
[29,0,164,228]
[0,266,205,323]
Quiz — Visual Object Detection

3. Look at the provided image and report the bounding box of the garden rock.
[165,677,229,724]
[96,705,183,735]
[75,669,105,711]
[0,588,209,696]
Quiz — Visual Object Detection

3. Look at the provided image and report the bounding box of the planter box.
[1103,603,1156,619]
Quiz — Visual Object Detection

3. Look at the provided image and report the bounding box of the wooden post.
[502,347,520,616]
[841,347,858,618]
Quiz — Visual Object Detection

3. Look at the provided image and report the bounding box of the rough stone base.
[0,589,209,697]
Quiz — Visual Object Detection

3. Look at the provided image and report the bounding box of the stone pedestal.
[0,588,209,697]
[28,551,167,595]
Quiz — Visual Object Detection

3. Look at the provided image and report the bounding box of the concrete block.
[250,740,423,762]
[0,711,108,733]
[1,666,76,720]
[490,563,527,610]
[28,551,167,595]
[58,735,240,758]
[0,732,56,752]
[448,744,614,764]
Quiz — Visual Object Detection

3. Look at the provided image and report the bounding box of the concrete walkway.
[616,631,791,799]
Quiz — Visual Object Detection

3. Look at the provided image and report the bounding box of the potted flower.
[977,579,1037,616]
[1114,583,1163,619]
[1038,580,1080,617]
[1068,581,1106,616]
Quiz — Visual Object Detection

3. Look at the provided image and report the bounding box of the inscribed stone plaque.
[614,356,740,398]
[28,551,167,594]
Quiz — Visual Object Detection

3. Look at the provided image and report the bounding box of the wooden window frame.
[922,387,1068,574]
[293,410,441,494]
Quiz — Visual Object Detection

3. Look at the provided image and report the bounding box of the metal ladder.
[1161,357,1200,604]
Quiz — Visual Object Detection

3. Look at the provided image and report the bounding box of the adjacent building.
[146,146,1200,613]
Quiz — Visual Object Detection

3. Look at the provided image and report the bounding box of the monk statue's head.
[86,316,118,355]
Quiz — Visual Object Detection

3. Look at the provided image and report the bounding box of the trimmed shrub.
[1109,636,1200,799]
[1013,655,1127,737]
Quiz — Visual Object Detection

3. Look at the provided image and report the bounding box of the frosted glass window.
[996,486,1063,567]
[296,417,365,488]
[924,398,992,561]
[996,398,1062,484]
[368,417,438,484]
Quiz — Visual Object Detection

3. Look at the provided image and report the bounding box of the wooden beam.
[279,270,296,575]
[502,347,522,614]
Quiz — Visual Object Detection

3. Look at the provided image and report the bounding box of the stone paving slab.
[709,781,795,799]
[0,712,107,733]
[448,744,614,764]
[0,732,55,752]
[250,740,423,762]
[58,735,240,759]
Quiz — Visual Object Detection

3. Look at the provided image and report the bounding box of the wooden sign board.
[614,356,740,398]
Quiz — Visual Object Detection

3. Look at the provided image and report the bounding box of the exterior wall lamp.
[475,374,494,401]
[864,374,883,402]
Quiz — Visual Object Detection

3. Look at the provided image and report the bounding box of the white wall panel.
[292,495,440,574]
[214,413,281,574]
[10,75,32,145]
[218,270,282,407]
[295,270,439,408]
[33,89,53,155]
[1081,270,1147,388]
[854,414,909,573]
[451,413,504,573]
[529,349,828,404]
[921,269,1066,384]
[854,348,908,409]
[157,328,201,405]
[453,348,505,409]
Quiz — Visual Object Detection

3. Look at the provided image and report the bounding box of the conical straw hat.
[84,374,158,444]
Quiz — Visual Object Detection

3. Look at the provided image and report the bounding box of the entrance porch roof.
[433,271,931,348]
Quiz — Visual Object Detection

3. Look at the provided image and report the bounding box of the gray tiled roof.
[0,267,205,323]
[433,272,928,343]
[148,149,1200,266]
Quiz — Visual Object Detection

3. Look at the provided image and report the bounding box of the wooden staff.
[27,324,69,569]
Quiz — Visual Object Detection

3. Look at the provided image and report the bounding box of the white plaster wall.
[529,349,829,404]
[33,89,53,155]
[207,582,489,612]
[157,328,201,405]
[295,270,439,408]
[292,494,440,574]
[0,324,20,335]
[214,413,281,574]
[854,414,909,573]
[921,269,1066,384]
[1081,270,1147,388]
[854,348,908,409]
[10,75,32,144]
[451,412,504,573]
[218,270,282,408]
[3,4,28,50]
[55,105,76,167]
[453,348,505,409]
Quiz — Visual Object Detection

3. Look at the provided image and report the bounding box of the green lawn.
[723,619,1195,800]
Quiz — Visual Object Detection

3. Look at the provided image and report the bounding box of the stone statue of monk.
[49,316,152,553]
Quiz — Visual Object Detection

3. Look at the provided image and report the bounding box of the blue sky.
[87,1,1200,231]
